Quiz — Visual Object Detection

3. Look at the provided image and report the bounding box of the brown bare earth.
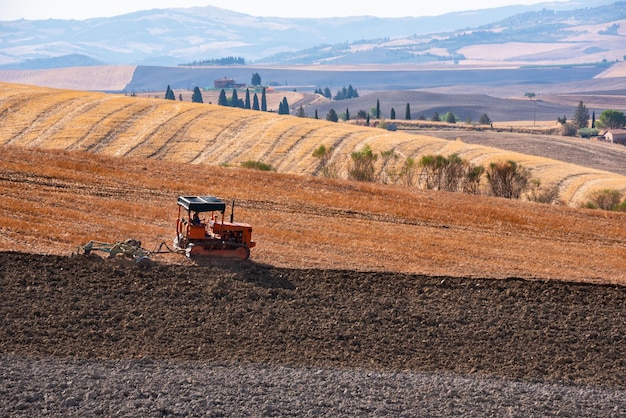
[2,251,626,389]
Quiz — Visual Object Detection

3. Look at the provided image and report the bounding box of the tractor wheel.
[235,246,250,260]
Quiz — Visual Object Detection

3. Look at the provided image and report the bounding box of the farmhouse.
[599,129,626,145]
[213,77,246,89]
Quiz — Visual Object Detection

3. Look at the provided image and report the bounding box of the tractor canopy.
[177,196,226,213]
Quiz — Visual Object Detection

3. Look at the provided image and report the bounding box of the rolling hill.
[1,82,625,208]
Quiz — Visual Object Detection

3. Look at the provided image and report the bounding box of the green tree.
[405,103,411,120]
[296,106,306,117]
[326,109,338,122]
[573,100,590,129]
[479,113,491,125]
[432,112,440,122]
[261,87,267,111]
[251,73,261,86]
[376,99,381,119]
[444,112,456,123]
[314,109,319,119]
[323,87,332,99]
[390,108,396,120]
[191,86,203,103]
[217,89,228,106]
[252,93,260,110]
[596,110,626,129]
[344,108,350,121]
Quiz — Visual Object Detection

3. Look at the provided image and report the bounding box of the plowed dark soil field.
[3,251,626,388]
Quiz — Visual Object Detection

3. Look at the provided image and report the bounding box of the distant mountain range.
[0,0,622,69]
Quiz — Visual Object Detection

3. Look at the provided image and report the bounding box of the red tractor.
[173,196,255,260]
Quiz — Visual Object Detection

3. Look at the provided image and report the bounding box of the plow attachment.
[80,238,153,269]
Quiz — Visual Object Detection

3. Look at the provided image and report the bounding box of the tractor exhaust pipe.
[230,200,235,223]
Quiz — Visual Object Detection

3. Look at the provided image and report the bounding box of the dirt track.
[2,251,626,415]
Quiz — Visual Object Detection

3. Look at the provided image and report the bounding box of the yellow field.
[1,82,625,206]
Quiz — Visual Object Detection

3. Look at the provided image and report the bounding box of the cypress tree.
[592,111,596,128]
[245,89,251,109]
[252,94,260,110]
[218,89,228,106]
[231,89,239,107]
[390,108,396,120]
[191,86,203,103]
[376,99,380,119]
[405,103,411,120]
[347,84,355,99]
[281,97,289,115]
[164,85,175,100]
[261,87,267,111]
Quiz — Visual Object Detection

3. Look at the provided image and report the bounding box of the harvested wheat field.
[1,83,626,415]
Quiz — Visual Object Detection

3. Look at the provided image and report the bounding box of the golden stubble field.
[1,82,625,208]
[0,144,624,285]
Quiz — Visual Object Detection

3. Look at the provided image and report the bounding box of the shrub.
[526,179,561,204]
[240,160,274,171]
[399,157,417,187]
[312,145,338,178]
[577,127,598,138]
[348,145,377,182]
[418,153,483,193]
[479,113,491,125]
[560,122,578,137]
[586,189,623,210]
[379,148,399,184]
[485,160,531,199]
[462,165,485,195]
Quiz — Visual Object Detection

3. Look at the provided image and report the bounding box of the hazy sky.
[3,0,564,21]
